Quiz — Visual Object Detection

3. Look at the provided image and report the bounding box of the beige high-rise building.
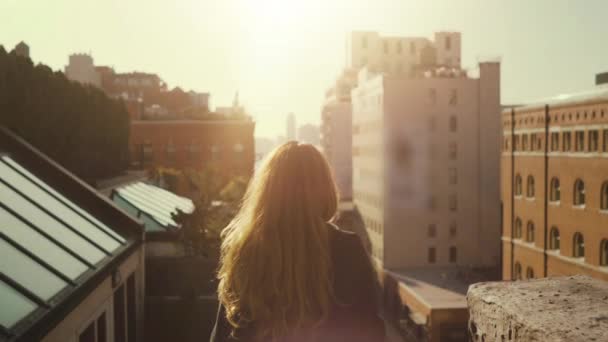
[65,53,101,87]
[351,31,501,341]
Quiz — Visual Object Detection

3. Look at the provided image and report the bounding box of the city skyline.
[2,0,608,138]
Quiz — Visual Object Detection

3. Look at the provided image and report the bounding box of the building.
[321,68,358,200]
[349,31,461,75]
[351,32,501,341]
[0,127,145,342]
[286,113,296,141]
[297,124,320,146]
[501,79,608,282]
[129,119,255,180]
[65,53,101,87]
[189,91,210,110]
[13,41,29,59]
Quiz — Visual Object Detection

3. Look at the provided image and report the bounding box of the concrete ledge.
[467,275,608,341]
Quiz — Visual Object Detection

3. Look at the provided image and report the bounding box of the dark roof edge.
[0,127,144,240]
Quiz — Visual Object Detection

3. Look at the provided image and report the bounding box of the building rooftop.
[111,181,194,232]
[509,85,608,113]
[0,127,143,341]
[388,267,494,310]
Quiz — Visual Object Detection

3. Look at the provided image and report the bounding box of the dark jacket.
[209,224,385,342]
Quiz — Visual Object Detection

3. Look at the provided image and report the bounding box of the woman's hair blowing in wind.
[217,142,339,340]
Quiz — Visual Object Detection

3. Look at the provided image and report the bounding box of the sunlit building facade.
[501,81,608,282]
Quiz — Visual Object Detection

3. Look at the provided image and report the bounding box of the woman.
[210,142,385,341]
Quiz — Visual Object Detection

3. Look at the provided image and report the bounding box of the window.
[362,37,367,48]
[142,141,153,163]
[428,247,436,263]
[550,177,561,202]
[549,227,560,250]
[187,141,201,162]
[602,181,608,210]
[449,247,457,263]
[449,223,457,238]
[396,41,402,54]
[601,239,608,266]
[526,175,535,198]
[526,267,534,279]
[166,140,176,163]
[383,40,388,53]
[410,41,416,54]
[448,168,457,185]
[448,142,457,160]
[604,130,608,152]
[526,221,535,242]
[428,224,437,238]
[589,130,599,151]
[114,284,126,342]
[514,217,522,239]
[563,131,571,151]
[575,131,584,151]
[449,116,457,132]
[449,89,458,105]
[448,194,457,211]
[514,262,522,280]
[514,174,522,196]
[573,232,585,258]
[522,134,529,151]
[530,133,537,150]
[573,179,585,206]
[513,135,520,151]
[429,89,437,105]
[428,196,437,211]
[550,132,559,151]
[445,36,452,50]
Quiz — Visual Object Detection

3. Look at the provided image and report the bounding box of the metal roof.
[0,128,143,342]
[111,182,194,232]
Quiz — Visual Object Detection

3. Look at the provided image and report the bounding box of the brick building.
[129,119,255,179]
[501,82,608,282]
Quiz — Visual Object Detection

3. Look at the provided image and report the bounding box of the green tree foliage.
[0,46,130,181]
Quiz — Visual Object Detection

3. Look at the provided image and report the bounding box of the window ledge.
[572,205,586,210]
[514,195,523,199]
[549,201,561,206]
[526,197,536,201]
[599,210,608,215]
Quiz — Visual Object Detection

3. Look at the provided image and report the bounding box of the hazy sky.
[2,0,607,138]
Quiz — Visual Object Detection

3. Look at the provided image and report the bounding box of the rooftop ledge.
[467,275,608,342]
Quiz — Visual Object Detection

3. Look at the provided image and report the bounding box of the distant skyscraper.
[297,124,320,146]
[286,113,296,141]
[65,53,101,87]
[14,41,29,59]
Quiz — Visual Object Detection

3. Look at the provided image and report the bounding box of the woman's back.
[210,224,385,341]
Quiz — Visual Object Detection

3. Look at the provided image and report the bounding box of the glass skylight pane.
[0,162,120,252]
[0,280,38,328]
[0,206,88,280]
[119,187,176,218]
[133,183,194,212]
[116,190,174,226]
[0,182,105,265]
[0,239,67,301]
[112,194,140,218]
[1,157,125,243]
[131,183,184,209]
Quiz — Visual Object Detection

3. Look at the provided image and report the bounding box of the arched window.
[600,239,608,266]
[526,221,535,242]
[514,174,522,196]
[527,175,535,198]
[601,181,608,210]
[573,232,585,258]
[514,262,522,280]
[514,218,522,239]
[526,267,534,279]
[549,227,560,250]
[550,177,561,202]
[573,179,585,206]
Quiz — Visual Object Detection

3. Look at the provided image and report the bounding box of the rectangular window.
[563,132,571,151]
[429,89,437,105]
[428,247,436,263]
[127,274,137,342]
[449,223,457,238]
[428,224,437,238]
[114,285,126,342]
[362,37,367,48]
[410,42,416,54]
[448,168,457,185]
[575,131,584,151]
[449,247,457,263]
[428,196,437,211]
[383,40,388,54]
[604,130,608,152]
[449,89,458,105]
[449,116,457,132]
[530,133,537,150]
[513,135,520,151]
[589,130,599,152]
[449,194,458,211]
[550,132,559,151]
[522,134,528,151]
[445,36,452,50]
[448,142,457,160]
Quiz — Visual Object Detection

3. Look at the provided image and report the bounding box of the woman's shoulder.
[327,222,359,243]
[327,223,367,257]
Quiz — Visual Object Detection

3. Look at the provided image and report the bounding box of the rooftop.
[507,85,608,113]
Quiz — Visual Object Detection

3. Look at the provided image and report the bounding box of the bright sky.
[2,0,607,138]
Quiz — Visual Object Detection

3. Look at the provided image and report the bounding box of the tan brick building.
[501,84,608,282]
